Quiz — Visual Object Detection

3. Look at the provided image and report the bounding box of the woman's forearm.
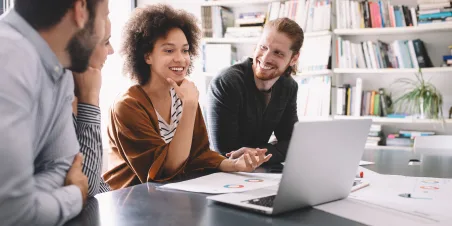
[162,103,198,175]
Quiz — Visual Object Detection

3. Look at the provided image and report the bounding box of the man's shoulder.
[211,60,250,91]
[279,75,298,92]
[0,23,41,96]
[0,22,38,61]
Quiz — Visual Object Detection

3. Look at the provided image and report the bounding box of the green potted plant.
[393,69,444,120]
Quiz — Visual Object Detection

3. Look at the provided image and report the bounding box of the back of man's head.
[15,0,102,30]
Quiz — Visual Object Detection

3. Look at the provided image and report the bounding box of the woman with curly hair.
[103,4,272,189]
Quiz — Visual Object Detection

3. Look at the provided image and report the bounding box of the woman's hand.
[167,78,199,107]
[73,67,102,106]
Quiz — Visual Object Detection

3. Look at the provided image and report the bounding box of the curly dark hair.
[120,4,201,85]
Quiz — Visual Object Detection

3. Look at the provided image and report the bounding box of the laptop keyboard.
[243,195,276,208]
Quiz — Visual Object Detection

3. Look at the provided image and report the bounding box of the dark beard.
[66,18,98,73]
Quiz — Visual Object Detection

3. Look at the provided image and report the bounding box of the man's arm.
[73,103,110,196]
[0,56,82,225]
[261,83,298,163]
[206,76,242,155]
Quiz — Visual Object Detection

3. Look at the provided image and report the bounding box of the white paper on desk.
[316,169,452,225]
[281,160,374,166]
[159,172,281,194]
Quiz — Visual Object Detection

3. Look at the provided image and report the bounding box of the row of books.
[267,0,332,33]
[296,75,331,118]
[417,0,452,25]
[336,38,433,69]
[201,6,234,38]
[336,78,391,117]
[336,0,418,29]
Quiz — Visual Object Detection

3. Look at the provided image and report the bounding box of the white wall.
[99,0,134,171]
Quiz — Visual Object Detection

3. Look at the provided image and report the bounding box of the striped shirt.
[155,88,183,143]
[73,103,111,196]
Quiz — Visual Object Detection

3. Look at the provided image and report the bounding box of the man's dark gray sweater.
[206,58,299,164]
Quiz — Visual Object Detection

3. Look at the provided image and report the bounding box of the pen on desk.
[398,193,432,200]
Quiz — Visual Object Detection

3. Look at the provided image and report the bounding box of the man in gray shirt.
[0,0,109,225]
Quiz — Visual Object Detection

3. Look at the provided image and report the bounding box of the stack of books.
[386,130,435,147]
[336,0,418,29]
[367,124,383,146]
[336,38,433,69]
[417,0,452,25]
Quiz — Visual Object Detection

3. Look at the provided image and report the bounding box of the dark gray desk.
[65,149,452,226]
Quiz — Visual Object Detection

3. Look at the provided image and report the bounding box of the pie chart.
[224,184,244,188]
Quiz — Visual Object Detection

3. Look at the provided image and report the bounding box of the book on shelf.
[201,1,332,39]
[236,12,266,27]
[336,0,419,29]
[296,75,331,118]
[336,38,433,69]
[299,33,332,72]
[417,0,452,24]
[266,0,331,33]
[201,6,234,38]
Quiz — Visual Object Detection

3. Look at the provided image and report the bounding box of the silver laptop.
[207,119,372,215]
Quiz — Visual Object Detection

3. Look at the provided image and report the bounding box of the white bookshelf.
[365,145,413,151]
[334,23,452,36]
[296,69,333,77]
[333,115,452,124]
[333,67,452,74]
[201,0,280,7]
[202,37,259,44]
[305,31,332,38]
